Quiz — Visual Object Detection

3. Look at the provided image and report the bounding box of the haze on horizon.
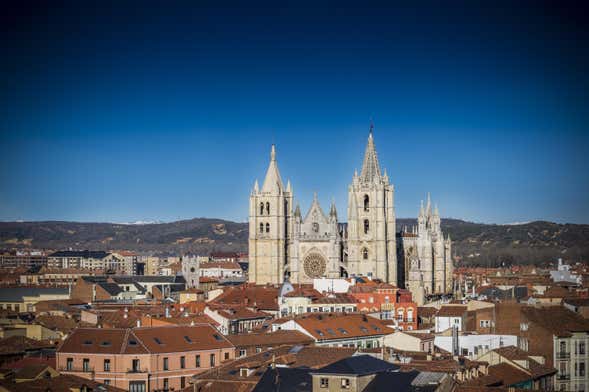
[1,2,588,225]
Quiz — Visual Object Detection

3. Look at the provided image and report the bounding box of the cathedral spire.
[253,179,259,193]
[261,144,284,193]
[359,125,382,183]
[426,192,432,216]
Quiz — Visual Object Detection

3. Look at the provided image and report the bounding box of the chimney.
[165,306,170,318]
[136,319,141,328]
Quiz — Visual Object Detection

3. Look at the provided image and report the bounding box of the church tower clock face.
[303,253,327,278]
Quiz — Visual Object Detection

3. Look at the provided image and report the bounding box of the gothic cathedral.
[248,127,453,297]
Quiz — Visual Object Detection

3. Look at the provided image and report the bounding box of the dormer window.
[364,195,369,211]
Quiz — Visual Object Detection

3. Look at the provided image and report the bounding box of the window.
[66,358,73,371]
[104,380,110,385]
[266,202,270,215]
[520,322,529,331]
[239,349,246,357]
[83,358,90,372]
[364,219,369,234]
[259,222,264,233]
[341,378,350,388]
[104,359,111,372]
[480,320,490,328]
[362,248,368,260]
[180,356,185,369]
[260,202,264,215]
[224,352,230,360]
[581,342,586,355]
[560,341,567,353]
[132,359,140,372]
[163,378,169,391]
[266,223,270,233]
[580,362,586,377]
[163,357,169,370]
[320,378,329,388]
[256,347,262,353]
[195,355,201,368]
[363,195,369,211]
[210,353,216,367]
[181,376,186,389]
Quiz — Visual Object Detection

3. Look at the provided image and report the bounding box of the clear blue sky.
[1,1,588,224]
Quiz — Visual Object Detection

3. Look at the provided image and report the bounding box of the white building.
[435,333,517,360]
[434,305,468,333]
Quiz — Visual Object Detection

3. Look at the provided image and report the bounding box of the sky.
[1,1,588,224]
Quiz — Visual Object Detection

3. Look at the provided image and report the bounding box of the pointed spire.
[419,200,424,216]
[434,203,439,216]
[294,203,301,218]
[261,144,284,193]
[426,192,432,215]
[253,179,259,193]
[359,125,382,183]
[329,198,337,218]
[286,179,292,193]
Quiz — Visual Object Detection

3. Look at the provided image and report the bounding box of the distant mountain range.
[1,218,588,266]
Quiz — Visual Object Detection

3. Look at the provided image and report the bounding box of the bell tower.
[346,126,397,283]
[248,145,294,284]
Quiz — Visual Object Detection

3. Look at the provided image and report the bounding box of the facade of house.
[520,306,589,392]
[435,305,468,333]
[384,331,435,353]
[56,325,235,392]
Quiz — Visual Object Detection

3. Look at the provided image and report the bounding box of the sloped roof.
[312,354,399,376]
[295,313,389,341]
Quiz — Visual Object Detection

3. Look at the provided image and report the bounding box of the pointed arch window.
[266,202,270,215]
[259,203,264,215]
[266,223,270,233]
[364,195,369,212]
[364,219,369,234]
[259,223,264,233]
[362,248,368,260]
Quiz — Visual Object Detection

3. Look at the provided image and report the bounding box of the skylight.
[154,337,163,345]
[337,328,348,334]
[315,329,324,336]
[100,341,111,347]
[83,340,92,345]
[184,336,192,343]
[128,340,138,346]
[326,328,336,335]
[213,334,223,341]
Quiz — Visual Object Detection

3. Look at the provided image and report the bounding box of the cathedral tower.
[346,126,397,283]
[248,145,294,284]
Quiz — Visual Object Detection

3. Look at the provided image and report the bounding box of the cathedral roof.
[359,126,382,184]
[261,144,284,193]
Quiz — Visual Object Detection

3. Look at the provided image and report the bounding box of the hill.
[1,218,588,266]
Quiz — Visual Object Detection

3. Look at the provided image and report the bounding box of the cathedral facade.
[247,128,453,296]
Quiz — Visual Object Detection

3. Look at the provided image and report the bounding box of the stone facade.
[248,127,453,296]
[397,194,453,295]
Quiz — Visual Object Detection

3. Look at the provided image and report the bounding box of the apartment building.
[520,306,589,392]
[57,325,235,392]
[348,283,418,330]
[48,250,126,272]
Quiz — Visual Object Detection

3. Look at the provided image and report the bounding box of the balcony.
[557,374,570,380]
[556,352,571,360]
[127,368,149,373]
